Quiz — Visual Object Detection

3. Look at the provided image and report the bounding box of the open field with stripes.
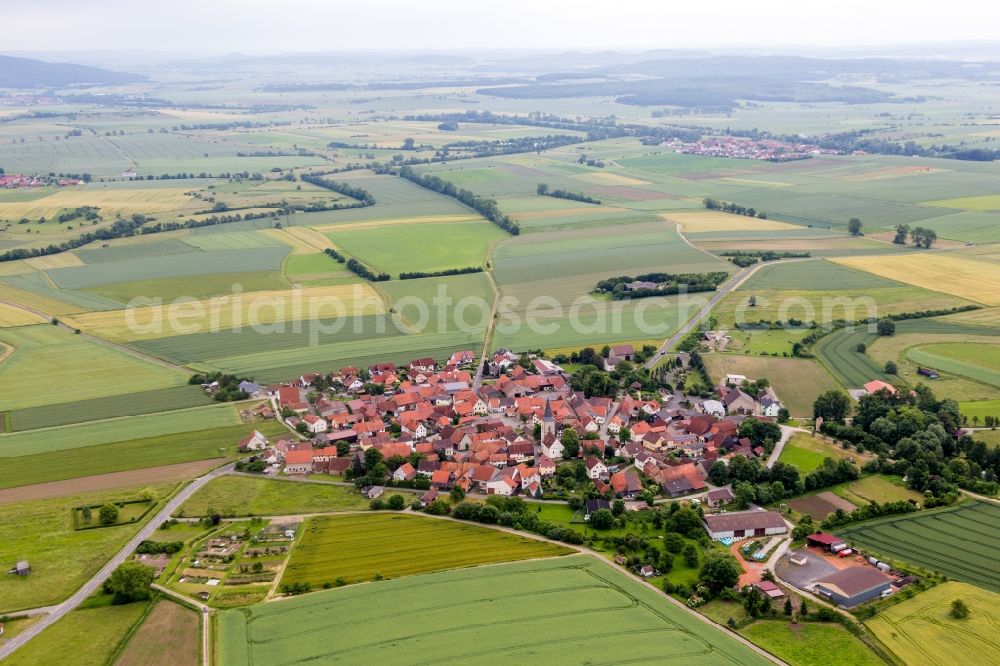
[836,501,1000,593]
[221,554,771,666]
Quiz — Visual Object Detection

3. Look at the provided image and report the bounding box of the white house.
[759,392,783,418]
[585,457,608,479]
[238,430,269,451]
[541,438,565,460]
[302,415,328,434]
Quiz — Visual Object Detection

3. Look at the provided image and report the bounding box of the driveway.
[774,549,837,590]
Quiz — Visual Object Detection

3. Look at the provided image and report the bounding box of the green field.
[3,602,149,666]
[0,483,175,612]
[741,259,904,291]
[906,342,1000,388]
[866,582,1000,666]
[85,270,290,303]
[836,501,1000,592]
[0,325,190,411]
[831,475,924,506]
[8,385,213,431]
[0,402,245,458]
[281,513,571,588]
[222,554,771,666]
[741,621,883,666]
[812,327,892,388]
[325,220,503,275]
[177,476,378,517]
[960,400,1000,422]
[0,421,288,490]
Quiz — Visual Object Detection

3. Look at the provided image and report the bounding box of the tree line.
[719,250,809,267]
[399,266,483,280]
[536,183,601,204]
[299,173,376,206]
[703,197,768,218]
[396,166,520,235]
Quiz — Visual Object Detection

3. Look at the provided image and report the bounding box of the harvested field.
[663,211,801,233]
[0,459,222,505]
[281,513,571,588]
[576,171,651,186]
[24,252,83,269]
[221,555,771,666]
[263,226,333,253]
[586,185,671,200]
[788,492,856,521]
[831,253,1000,305]
[0,301,45,327]
[842,165,945,181]
[114,599,200,666]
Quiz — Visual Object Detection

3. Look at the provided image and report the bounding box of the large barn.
[814,567,893,607]
[702,510,787,539]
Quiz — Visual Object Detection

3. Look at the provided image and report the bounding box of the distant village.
[665,136,841,162]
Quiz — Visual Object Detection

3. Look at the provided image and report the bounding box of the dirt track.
[0,459,224,504]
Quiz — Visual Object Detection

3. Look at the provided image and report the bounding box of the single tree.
[884,361,898,375]
[536,183,549,195]
[847,218,863,236]
[682,544,699,568]
[699,553,742,592]
[104,562,155,604]
[856,342,867,353]
[813,390,851,423]
[877,319,896,336]
[99,503,120,525]
[950,599,971,619]
[783,597,793,615]
[450,486,465,503]
[81,505,93,523]
[590,508,614,529]
[387,494,406,510]
[560,428,580,459]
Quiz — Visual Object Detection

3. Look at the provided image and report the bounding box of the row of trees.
[396,166,520,235]
[719,250,809,267]
[299,173,376,206]
[703,197,768,219]
[536,183,601,204]
[595,272,729,300]
[399,266,483,280]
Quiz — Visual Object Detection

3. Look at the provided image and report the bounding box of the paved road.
[0,465,234,661]
[643,258,812,369]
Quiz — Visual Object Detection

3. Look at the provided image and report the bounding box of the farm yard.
[866,582,1000,666]
[836,501,1000,593]
[221,555,772,666]
[280,513,571,588]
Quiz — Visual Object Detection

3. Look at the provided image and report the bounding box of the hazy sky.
[4,0,998,54]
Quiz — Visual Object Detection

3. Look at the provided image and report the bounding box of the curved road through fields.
[0,464,235,661]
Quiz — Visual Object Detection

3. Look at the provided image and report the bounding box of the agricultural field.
[831,475,924,506]
[701,354,841,416]
[324,219,503,275]
[177,476,377,517]
[222,555,772,666]
[0,483,176,612]
[832,253,1000,306]
[906,342,1000,388]
[3,602,149,666]
[741,621,883,666]
[866,582,1000,666]
[664,210,803,233]
[0,324,190,411]
[0,402,244,458]
[960,399,1000,422]
[114,599,200,666]
[836,501,1000,592]
[281,513,571,589]
[812,327,893,388]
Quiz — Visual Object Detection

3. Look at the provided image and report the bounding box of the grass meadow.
[741,621,883,666]
[280,513,571,588]
[701,354,840,416]
[3,603,149,666]
[0,483,176,612]
[778,433,871,473]
[177,476,380,517]
[222,555,771,666]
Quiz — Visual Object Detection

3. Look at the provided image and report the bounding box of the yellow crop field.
[0,186,196,220]
[663,211,801,233]
[67,283,385,342]
[1,284,84,316]
[832,253,1000,305]
[577,171,651,186]
[515,206,625,220]
[259,228,320,254]
[24,253,84,270]
[924,194,1000,211]
[0,302,46,327]
[866,582,1000,666]
[0,261,34,276]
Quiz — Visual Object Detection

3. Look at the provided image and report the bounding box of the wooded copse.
[719,250,810,267]
[596,271,729,299]
[893,224,938,248]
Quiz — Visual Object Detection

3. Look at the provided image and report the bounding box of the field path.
[642,257,812,369]
[0,463,235,661]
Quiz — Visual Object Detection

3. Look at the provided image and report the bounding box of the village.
[664,136,841,161]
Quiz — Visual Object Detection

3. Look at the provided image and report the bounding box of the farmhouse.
[814,567,893,607]
[705,487,734,508]
[863,380,897,396]
[284,449,314,475]
[238,430,268,451]
[702,510,787,539]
